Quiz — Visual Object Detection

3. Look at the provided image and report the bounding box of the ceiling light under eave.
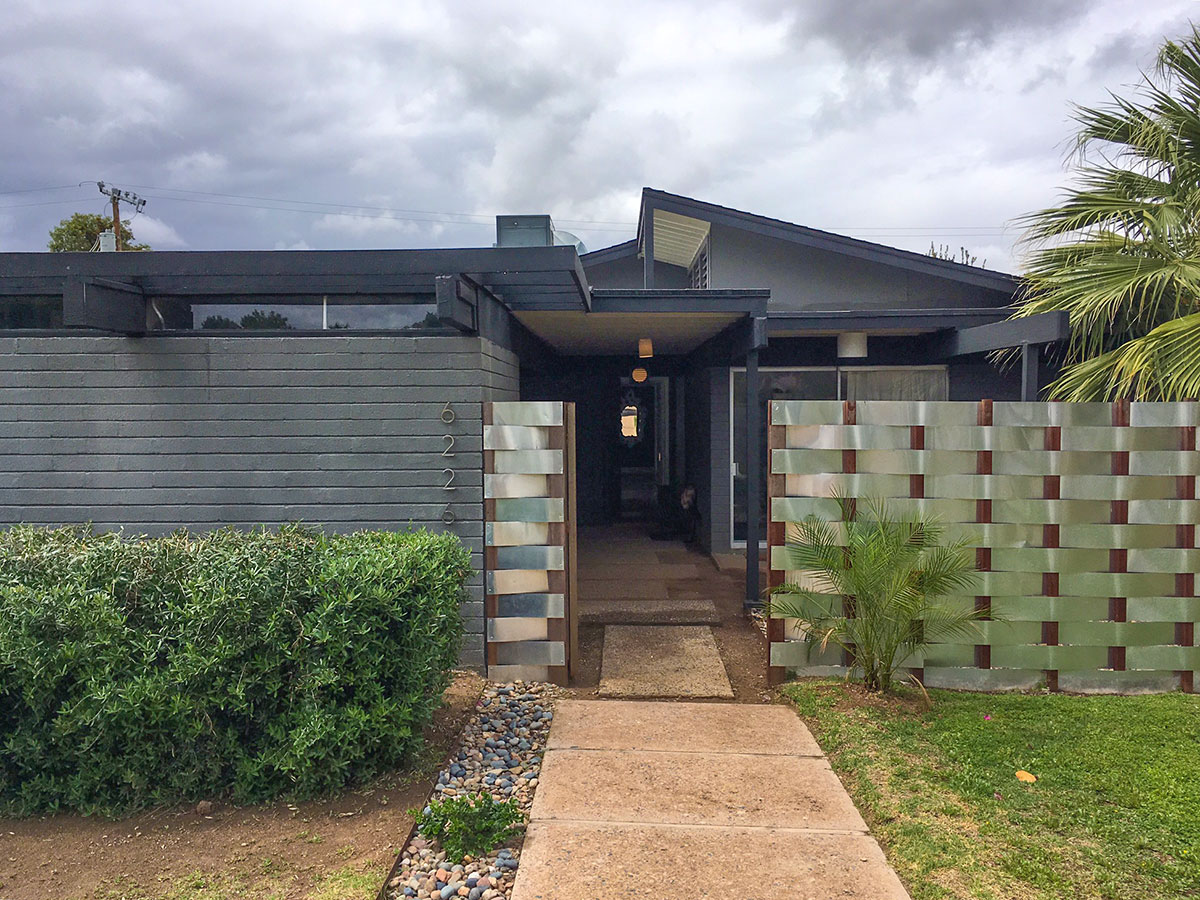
[837,332,868,359]
[632,367,648,383]
[638,338,653,358]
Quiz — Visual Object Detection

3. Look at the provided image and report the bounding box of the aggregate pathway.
[510,700,911,900]
[598,625,734,698]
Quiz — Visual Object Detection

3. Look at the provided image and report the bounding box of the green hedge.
[0,525,470,815]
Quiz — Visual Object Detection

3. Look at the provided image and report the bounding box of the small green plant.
[768,494,986,693]
[413,793,521,863]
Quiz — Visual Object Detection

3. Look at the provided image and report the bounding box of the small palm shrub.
[768,495,984,693]
[414,793,522,863]
[0,524,470,815]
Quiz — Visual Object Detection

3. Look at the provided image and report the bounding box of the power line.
[0,180,1019,239]
[133,191,639,232]
[123,183,639,228]
[0,184,81,196]
[0,196,98,210]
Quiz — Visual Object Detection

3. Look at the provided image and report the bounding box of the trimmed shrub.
[0,525,470,815]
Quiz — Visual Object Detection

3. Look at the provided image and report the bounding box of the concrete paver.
[547,700,823,756]
[579,579,671,600]
[580,562,702,580]
[578,597,720,626]
[511,822,911,900]
[532,748,866,830]
[599,625,733,698]
[511,698,911,900]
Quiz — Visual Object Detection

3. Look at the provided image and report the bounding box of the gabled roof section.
[580,239,638,266]
[636,188,1019,294]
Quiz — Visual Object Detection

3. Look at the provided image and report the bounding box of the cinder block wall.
[0,334,518,670]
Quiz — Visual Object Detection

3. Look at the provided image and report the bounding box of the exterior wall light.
[631,367,648,383]
[638,338,653,358]
[837,332,868,359]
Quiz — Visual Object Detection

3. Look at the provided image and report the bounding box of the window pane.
[0,296,63,329]
[842,368,948,401]
[144,295,443,331]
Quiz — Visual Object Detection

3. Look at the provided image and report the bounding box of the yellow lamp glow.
[638,338,653,358]
[631,367,648,383]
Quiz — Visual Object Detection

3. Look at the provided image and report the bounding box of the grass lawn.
[783,680,1200,900]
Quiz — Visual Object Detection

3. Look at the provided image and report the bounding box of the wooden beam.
[935,311,1070,358]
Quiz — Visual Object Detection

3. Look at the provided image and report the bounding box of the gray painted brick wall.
[0,333,518,669]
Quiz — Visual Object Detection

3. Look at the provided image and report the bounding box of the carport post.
[744,347,761,608]
[1021,342,1041,402]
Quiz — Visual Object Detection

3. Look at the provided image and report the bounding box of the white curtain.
[842,368,948,401]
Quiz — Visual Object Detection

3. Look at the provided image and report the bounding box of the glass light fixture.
[837,332,868,358]
[638,338,653,358]
[632,367,648,383]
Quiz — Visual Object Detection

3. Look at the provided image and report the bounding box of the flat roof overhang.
[0,245,591,309]
[767,307,1010,336]
[767,308,1070,356]
[512,288,770,356]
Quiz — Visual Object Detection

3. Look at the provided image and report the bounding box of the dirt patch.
[798,679,930,717]
[0,671,484,900]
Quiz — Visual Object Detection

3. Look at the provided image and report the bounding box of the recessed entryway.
[570,522,767,698]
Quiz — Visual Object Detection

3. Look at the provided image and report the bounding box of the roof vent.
[495,215,586,254]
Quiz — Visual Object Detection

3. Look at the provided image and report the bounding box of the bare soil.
[0,671,484,900]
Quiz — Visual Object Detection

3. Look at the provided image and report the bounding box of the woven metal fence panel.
[767,400,1199,693]
[483,401,577,685]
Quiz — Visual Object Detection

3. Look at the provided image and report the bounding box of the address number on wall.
[440,401,457,525]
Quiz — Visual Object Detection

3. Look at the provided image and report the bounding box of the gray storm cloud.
[0,0,1193,271]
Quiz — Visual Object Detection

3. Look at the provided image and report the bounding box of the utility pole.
[96,182,146,251]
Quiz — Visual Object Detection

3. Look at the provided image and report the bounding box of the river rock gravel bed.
[384,681,563,900]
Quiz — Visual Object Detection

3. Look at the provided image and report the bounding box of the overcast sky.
[1,1,1193,271]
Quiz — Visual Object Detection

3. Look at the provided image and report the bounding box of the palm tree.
[767,495,983,693]
[1012,26,1200,401]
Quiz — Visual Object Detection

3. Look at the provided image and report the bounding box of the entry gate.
[482,401,578,684]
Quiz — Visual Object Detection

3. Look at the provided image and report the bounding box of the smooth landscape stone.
[599,625,734,699]
[385,680,560,900]
[546,700,823,756]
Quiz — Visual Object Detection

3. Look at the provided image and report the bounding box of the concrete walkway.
[511,701,910,900]
[577,524,721,626]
